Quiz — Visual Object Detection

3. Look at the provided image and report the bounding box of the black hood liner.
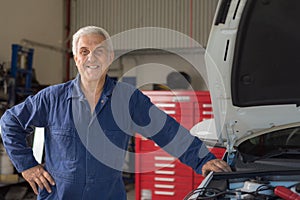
[232,0,300,107]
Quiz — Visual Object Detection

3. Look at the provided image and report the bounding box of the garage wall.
[71,0,218,48]
[0,0,64,85]
[111,51,208,91]
[70,0,219,90]
[0,0,218,87]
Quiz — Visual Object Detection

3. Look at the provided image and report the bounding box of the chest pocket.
[48,127,76,161]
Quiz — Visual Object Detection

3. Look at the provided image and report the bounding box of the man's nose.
[87,52,97,62]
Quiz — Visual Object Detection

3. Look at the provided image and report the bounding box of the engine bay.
[186,170,300,200]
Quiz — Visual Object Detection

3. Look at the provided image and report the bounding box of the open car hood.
[200,0,300,152]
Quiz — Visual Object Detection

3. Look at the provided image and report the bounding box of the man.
[0,26,231,199]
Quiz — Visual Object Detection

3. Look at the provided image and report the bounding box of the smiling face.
[74,33,114,84]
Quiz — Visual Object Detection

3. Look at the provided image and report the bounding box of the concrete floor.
[127,189,135,200]
[1,183,136,200]
[126,184,135,200]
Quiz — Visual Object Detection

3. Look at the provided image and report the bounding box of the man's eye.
[94,48,105,56]
[80,49,90,56]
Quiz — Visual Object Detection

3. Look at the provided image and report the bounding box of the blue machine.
[10,44,34,105]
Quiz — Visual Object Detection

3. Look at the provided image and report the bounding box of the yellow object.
[0,174,19,183]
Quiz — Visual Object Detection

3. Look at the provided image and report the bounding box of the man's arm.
[0,93,55,194]
[130,89,231,175]
[0,100,40,172]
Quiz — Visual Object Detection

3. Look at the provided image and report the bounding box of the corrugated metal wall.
[71,0,218,49]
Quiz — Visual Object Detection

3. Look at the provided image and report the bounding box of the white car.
[187,0,300,199]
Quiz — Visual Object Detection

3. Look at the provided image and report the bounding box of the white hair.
[72,26,113,55]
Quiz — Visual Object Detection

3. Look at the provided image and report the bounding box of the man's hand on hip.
[21,164,55,195]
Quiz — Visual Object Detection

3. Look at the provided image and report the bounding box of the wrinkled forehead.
[77,33,111,51]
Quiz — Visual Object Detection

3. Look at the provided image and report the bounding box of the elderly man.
[0,26,231,199]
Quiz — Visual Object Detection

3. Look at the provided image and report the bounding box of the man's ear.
[108,51,114,65]
[74,55,78,64]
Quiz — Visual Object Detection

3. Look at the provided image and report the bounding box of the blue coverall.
[0,75,215,199]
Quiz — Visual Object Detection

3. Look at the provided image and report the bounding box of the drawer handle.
[154,184,175,189]
[154,156,175,161]
[154,177,175,182]
[155,163,175,168]
[203,104,212,108]
[202,111,213,115]
[155,170,175,175]
[164,110,176,115]
[155,103,176,108]
[154,191,175,196]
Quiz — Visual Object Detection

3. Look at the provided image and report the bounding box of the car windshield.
[238,126,300,159]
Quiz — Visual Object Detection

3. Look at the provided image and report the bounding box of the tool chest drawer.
[140,176,193,200]
[135,91,213,200]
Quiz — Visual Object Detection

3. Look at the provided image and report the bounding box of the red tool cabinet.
[135,91,225,200]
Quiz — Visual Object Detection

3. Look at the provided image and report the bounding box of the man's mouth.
[86,65,100,69]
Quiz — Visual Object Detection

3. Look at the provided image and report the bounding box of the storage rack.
[10,44,34,105]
